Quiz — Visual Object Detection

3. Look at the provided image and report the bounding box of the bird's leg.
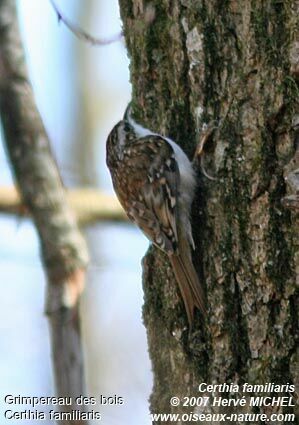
[193,122,216,159]
[193,122,218,181]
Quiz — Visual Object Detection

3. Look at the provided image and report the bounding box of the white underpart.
[128,115,196,249]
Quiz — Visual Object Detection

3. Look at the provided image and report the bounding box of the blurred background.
[0,1,152,424]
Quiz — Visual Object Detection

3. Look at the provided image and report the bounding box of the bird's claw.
[193,121,218,160]
[193,121,218,181]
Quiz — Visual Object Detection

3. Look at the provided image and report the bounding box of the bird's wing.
[119,135,180,254]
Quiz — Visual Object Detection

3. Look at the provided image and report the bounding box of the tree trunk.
[119,0,298,423]
[0,2,89,423]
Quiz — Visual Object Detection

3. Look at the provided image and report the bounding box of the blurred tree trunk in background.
[119,0,298,422]
[74,0,98,186]
[0,2,89,423]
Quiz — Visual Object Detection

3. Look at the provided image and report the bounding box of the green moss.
[202,20,222,117]
[270,356,297,422]
[214,118,254,377]
[117,0,134,22]
[144,2,171,65]
[221,118,251,254]
[118,0,298,410]
[259,128,276,191]
[142,247,165,325]
[289,294,299,347]
[168,101,195,155]
[216,0,230,12]
[283,76,299,116]
[266,180,293,290]
[199,1,242,123]
[232,284,251,371]
[251,0,290,66]
[260,121,293,291]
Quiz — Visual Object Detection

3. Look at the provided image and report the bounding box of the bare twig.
[49,0,123,46]
[0,186,127,223]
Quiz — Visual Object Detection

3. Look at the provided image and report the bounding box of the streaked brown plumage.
[106,108,206,325]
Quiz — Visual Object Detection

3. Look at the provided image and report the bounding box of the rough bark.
[119,0,298,422]
[0,2,89,423]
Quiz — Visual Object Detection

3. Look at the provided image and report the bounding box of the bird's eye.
[124,123,131,132]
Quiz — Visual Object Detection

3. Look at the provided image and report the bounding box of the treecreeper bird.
[106,106,206,325]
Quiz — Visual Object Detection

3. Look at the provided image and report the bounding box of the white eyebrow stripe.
[127,113,154,138]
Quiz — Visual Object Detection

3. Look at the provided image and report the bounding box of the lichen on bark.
[119,0,298,421]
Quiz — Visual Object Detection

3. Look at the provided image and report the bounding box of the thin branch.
[0,186,127,223]
[49,0,123,46]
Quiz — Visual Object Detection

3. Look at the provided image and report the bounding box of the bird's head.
[106,117,135,167]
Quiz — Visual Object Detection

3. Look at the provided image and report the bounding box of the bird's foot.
[193,121,218,181]
[193,121,217,159]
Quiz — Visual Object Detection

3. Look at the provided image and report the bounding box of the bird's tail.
[169,239,206,325]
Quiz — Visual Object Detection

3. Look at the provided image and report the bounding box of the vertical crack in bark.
[119,0,298,420]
